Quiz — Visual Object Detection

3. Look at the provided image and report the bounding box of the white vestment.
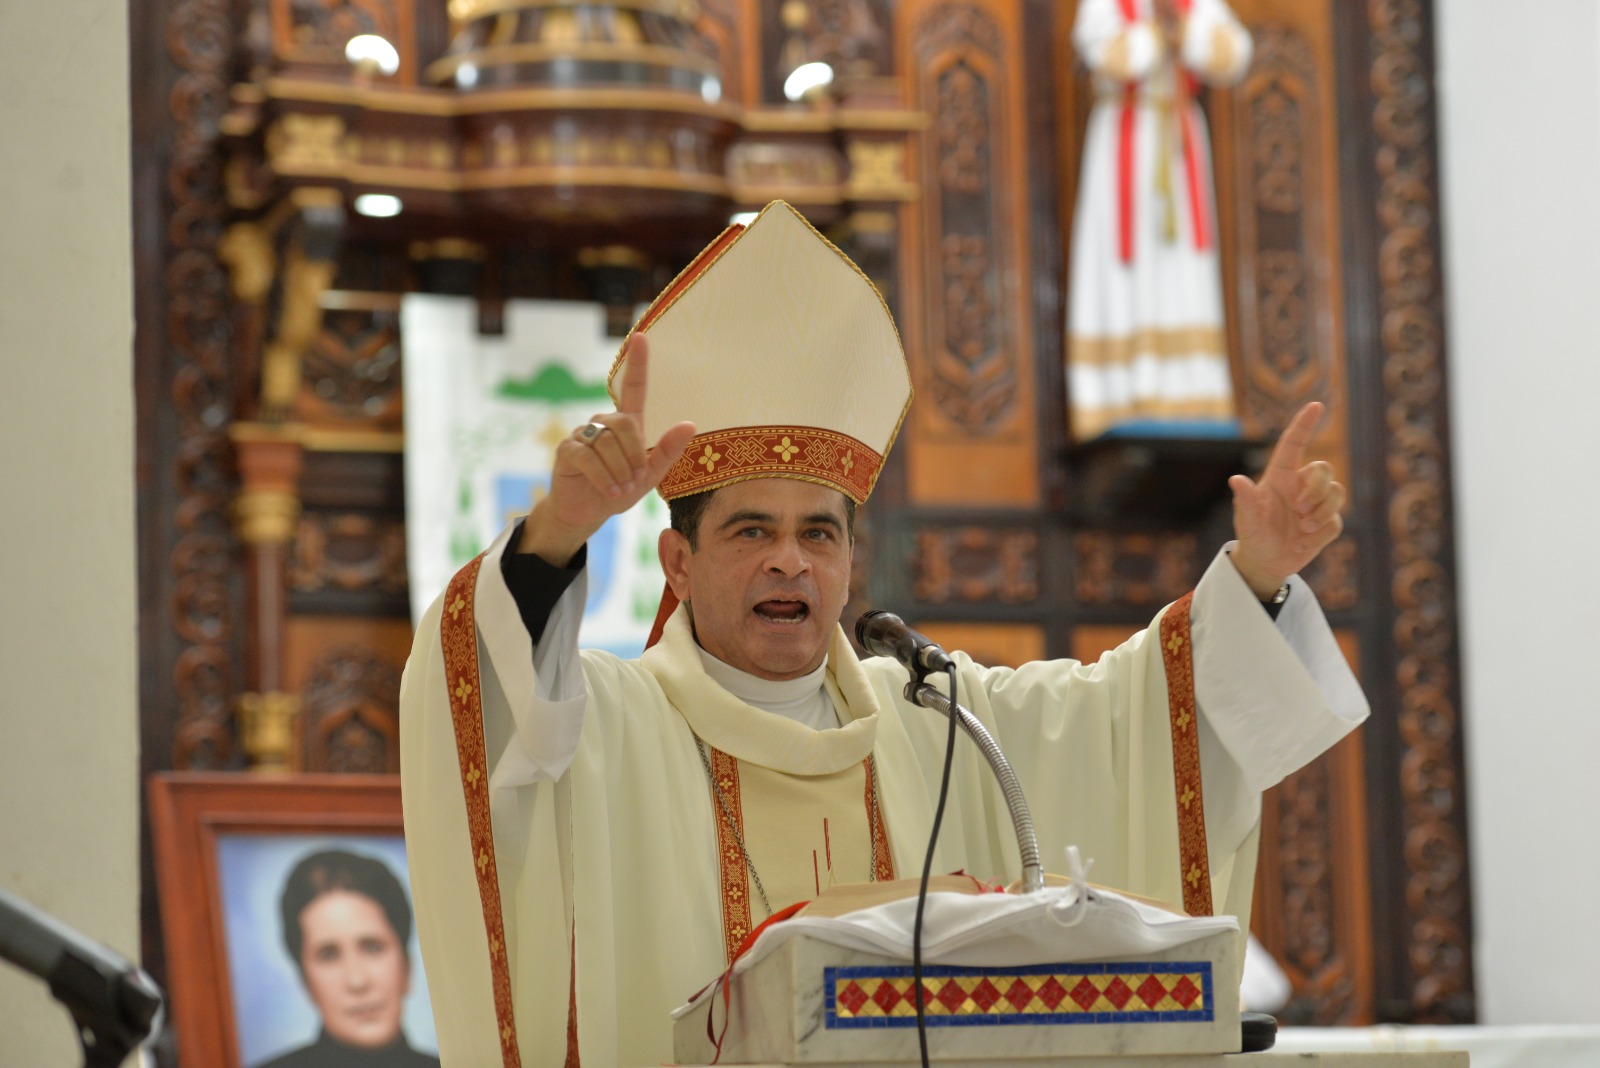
[400,525,1366,1066]
[1067,0,1253,440]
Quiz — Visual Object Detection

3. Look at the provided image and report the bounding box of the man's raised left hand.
[1227,401,1347,600]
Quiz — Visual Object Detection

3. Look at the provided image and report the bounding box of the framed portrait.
[150,772,440,1067]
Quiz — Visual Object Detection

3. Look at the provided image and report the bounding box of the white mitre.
[608,199,913,505]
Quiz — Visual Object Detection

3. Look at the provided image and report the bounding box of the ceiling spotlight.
[345,34,401,77]
[354,194,403,218]
[783,61,834,103]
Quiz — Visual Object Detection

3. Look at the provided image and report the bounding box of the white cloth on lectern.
[673,882,1239,1017]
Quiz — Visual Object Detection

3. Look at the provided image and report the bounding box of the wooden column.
[230,424,304,771]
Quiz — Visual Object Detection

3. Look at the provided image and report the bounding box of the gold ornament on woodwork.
[237,691,302,772]
[234,488,302,545]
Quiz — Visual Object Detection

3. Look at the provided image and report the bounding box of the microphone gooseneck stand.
[902,680,1046,895]
[858,609,1049,1068]
[855,610,1045,892]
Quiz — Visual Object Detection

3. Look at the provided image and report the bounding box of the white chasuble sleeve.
[402,524,586,1067]
[478,529,589,793]
[1191,545,1369,806]
[402,595,577,1066]
[400,594,507,1067]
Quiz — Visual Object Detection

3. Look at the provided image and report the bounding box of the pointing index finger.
[1264,401,1324,475]
[617,332,651,418]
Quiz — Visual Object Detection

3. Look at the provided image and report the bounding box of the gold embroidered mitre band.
[608,200,912,504]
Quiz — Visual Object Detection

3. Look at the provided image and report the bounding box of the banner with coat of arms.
[401,296,666,656]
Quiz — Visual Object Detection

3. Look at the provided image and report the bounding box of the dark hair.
[279,849,412,967]
[667,486,857,549]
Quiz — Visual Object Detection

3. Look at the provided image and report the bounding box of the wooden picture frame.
[149,772,440,1067]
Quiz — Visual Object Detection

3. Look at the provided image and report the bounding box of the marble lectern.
[673,883,1245,1065]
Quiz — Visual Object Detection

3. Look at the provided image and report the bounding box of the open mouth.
[753,599,810,624]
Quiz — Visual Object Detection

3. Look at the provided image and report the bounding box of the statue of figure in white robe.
[1067,0,1253,441]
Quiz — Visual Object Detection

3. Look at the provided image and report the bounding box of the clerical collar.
[695,645,828,715]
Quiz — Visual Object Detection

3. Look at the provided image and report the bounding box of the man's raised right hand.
[515,332,696,566]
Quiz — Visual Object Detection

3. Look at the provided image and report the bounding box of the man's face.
[297,889,410,1049]
[660,478,854,680]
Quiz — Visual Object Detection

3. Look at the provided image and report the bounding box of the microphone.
[855,610,955,676]
[0,887,164,1066]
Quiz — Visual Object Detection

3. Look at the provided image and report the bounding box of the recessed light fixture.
[345,34,401,76]
[783,61,834,102]
[354,194,403,218]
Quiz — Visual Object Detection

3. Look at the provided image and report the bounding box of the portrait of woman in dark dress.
[256,850,440,1068]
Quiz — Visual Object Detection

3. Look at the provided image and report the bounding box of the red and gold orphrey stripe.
[705,746,756,964]
[440,556,523,1067]
[1158,591,1213,917]
[706,745,894,964]
[661,425,880,503]
[864,756,895,884]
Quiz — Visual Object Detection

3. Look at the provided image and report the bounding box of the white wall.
[0,1,139,1062]
[1436,0,1600,1025]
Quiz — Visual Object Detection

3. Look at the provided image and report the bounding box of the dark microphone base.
[1240,1011,1279,1053]
[0,888,164,1068]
